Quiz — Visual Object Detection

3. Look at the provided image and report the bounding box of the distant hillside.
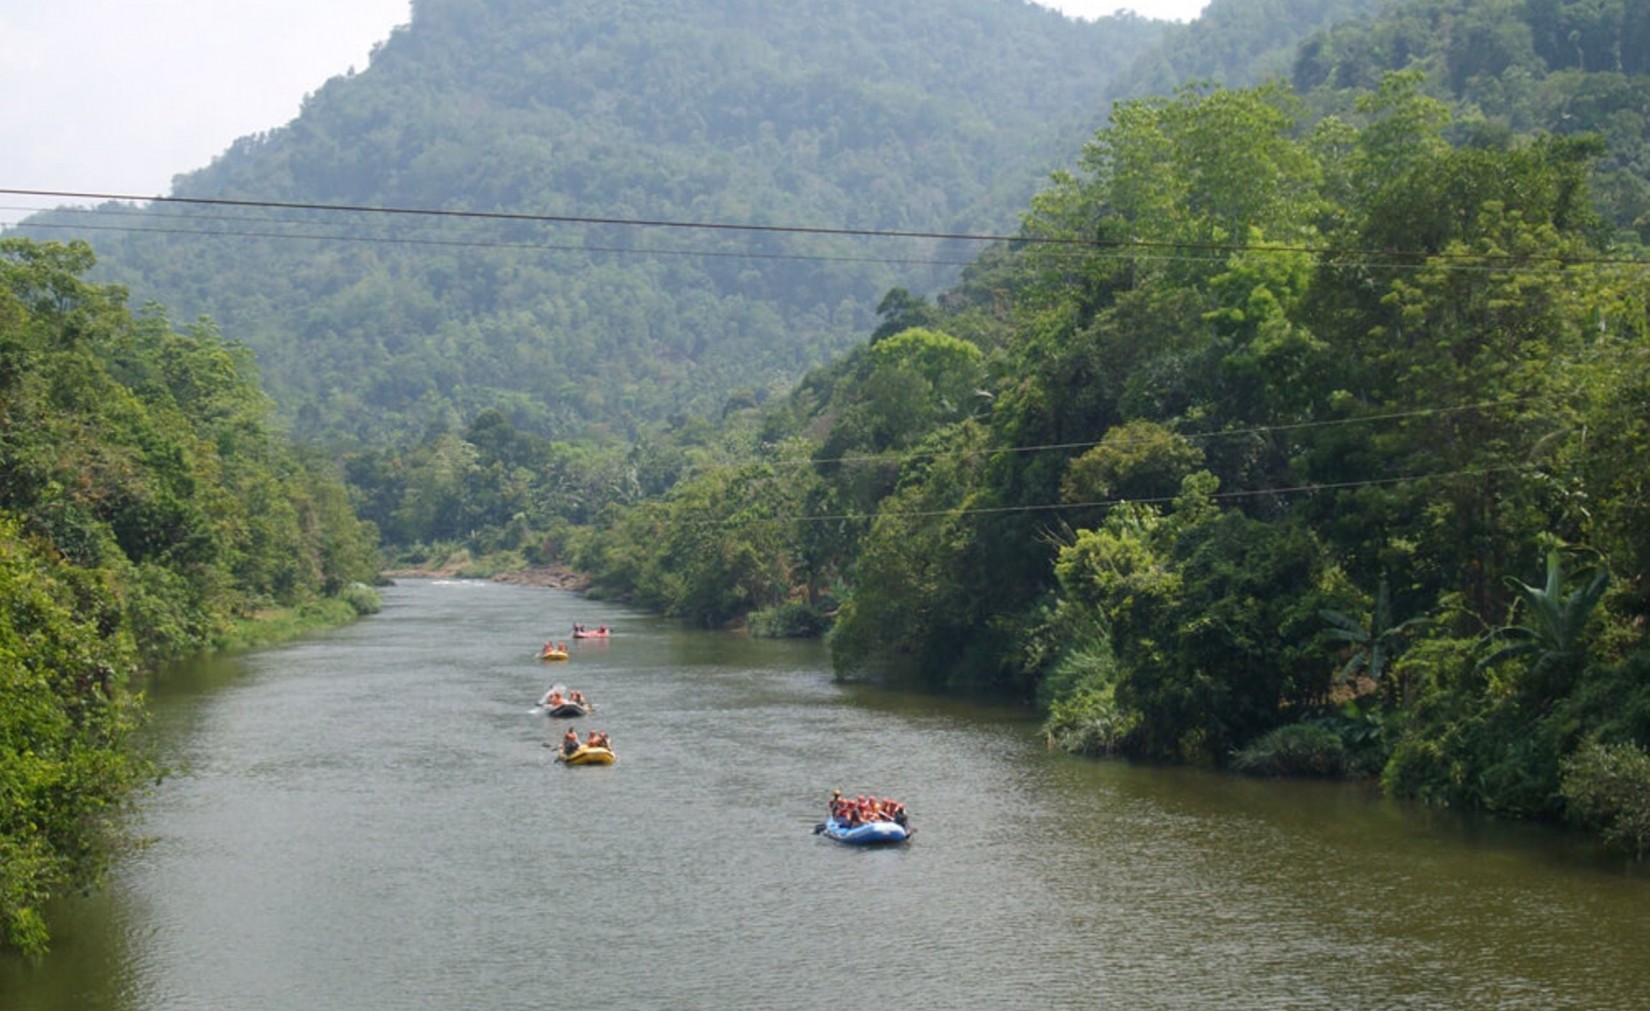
[13,0,1368,445]
[1109,0,1378,98]
[17,0,1148,443]
[1288,0,1650,241]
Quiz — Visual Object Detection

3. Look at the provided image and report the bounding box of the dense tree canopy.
[0,238,380,954]
[568,73,1650,855]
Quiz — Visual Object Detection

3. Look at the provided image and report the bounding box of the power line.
[1,187,1048,246]
[791,397,1543,470]
[668,464,1532,529]
[5,217,985,269]
[9,205,1640,278]
[1,205,1564,527]
[6,187,1648,269]
[625,400,1554,525]
[1,201,1213,269]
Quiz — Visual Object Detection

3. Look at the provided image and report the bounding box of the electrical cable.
[5,187,1647,269]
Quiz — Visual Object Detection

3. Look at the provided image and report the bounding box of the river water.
[3,578,1647,1009]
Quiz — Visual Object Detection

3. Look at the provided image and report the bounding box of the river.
[3,578,1647,1009]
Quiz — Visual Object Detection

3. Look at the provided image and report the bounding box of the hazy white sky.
[0,0,1208,225]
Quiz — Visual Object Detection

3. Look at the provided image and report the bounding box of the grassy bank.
[209,585,383,654]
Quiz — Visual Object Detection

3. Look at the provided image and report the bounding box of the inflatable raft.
[817,815,909,845]
[555,744,616,766]
[538,685,591,717]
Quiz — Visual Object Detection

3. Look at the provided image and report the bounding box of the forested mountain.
[13,0,1367,446]
[297,0,1650,557]
[1109,0,1377,98]
[18,0,1150,443]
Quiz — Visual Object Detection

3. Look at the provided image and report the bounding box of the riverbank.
[380,563,591,592]
[210,597,365,653]
[209,583,384,654]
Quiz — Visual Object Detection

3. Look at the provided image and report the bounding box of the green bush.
[1563,652,1650,746]
[747,601,830,638]
[1036,639,1120,709]
[0,519,150,956]
[1231,722,1349,777]
[1312,707,1391,776]
[1383,689,1566,819]
[391,541,465,570]
[1043,684,1139,757]
[1561,740,1650,859]
[339,582,383,616]
[1381,731,1455,804]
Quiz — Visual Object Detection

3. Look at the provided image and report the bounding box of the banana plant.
[1320,578,1427,698]
[1479,550,1609,693]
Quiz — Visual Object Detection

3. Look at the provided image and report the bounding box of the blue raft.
[817,814,910,846]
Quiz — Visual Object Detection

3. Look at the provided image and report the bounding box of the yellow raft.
[556,745,616,766]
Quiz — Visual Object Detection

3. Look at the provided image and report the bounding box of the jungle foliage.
[182,0,1650,853]
[564,73,1650,855]
[1291,0,1650,243]
[0,238,381,954]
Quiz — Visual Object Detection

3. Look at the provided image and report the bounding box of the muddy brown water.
[4,578,1646,1009]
